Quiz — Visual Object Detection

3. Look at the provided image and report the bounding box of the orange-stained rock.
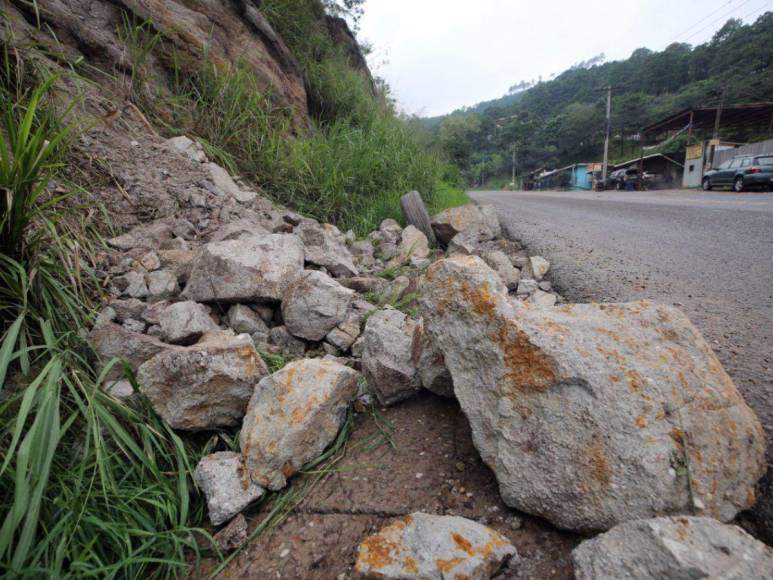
[419,256,766,532]
[355,512,516,579]
[240,359,359,490]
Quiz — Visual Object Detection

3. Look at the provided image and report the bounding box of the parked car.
[607,168,641,190]
[702,154,773,192]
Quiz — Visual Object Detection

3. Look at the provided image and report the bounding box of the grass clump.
[0,62,210,577]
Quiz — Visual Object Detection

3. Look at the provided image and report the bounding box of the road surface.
[471,189,773,448]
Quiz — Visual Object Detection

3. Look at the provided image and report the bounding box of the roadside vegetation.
[122,0,466,235]
[0,52,213,576]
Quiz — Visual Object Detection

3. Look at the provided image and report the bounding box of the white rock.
[183,234,304,303]
[146,270,179,301]
[431,203,501,245]
[361,308,421,406]
[194,452,264,526]
[572,517,773,579]
[158,301,218,344]
[482,250,521,290]
[529,256,550,281]
[398,225,430,261]
[164,135,207,163]
[282,271,354,341]
[296,222,358,278]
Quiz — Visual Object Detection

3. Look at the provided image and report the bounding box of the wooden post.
[400,191,437,245]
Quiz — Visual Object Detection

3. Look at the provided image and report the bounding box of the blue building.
[535,163,592,190]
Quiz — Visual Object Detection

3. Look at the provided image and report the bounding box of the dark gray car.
[703,154,773,192]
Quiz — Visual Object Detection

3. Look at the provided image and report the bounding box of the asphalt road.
[471,189,773,448]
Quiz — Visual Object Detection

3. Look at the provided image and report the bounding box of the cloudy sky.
[358,0,772,117]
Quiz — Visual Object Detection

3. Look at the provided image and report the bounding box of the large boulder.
[354,512,516,579]
[194,452,264,526]
[430,203,501,245]
[295,222,358,277]
[240,359,359,490]
[572,516,773,579]
[361,308,422,406]
[138,331,268,430]
[281,270,354,341]
[182,234,304,302]
[419,256,766,532]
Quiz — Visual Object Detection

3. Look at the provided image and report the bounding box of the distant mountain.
[430,14,773,186]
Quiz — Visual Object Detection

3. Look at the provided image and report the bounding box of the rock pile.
[88,136,767,577]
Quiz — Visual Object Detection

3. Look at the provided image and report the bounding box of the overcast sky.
[358,0,773,117]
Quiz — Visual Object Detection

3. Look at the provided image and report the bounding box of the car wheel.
[702,177,712,191]
[733,176,745,193]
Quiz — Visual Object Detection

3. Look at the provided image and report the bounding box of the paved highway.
[471,189,773,447]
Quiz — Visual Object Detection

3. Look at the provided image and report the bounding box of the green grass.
[0,63,211,577]
[130,0,469,236]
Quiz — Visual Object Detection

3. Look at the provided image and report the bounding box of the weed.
[258,349,296,374]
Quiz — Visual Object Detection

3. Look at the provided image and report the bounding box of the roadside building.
[641,102,773,188]
[613,154,684,189]
[535,164,592,190]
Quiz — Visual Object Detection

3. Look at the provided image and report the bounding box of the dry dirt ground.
[208,393,583,579]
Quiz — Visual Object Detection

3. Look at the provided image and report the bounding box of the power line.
[666,0,738,44]
[679,0,768,44]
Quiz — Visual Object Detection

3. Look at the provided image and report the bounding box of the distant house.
[535,164,592,190]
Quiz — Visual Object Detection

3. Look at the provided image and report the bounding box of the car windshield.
[757,156,773,166]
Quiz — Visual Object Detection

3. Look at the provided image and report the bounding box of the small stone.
[140,251,161,271]
[213,514,248,552]
[227,304,269,336]
[122,318,146,334]
[456,462,466,472]
[515,278,538,296]
[145,270,179,301]
[158,301,218,345]
[194,452,264,526]
[282,271,354,341]
[139,332,268,430]
[529,289,557,308]
[529,256,550,281]
[355,513,516,579]
[268,326,306,356]
[572,517,773,579]
[112,271,148,298]
[361,308,421,406]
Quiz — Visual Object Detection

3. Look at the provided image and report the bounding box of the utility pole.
[712,87,725,141]
[602,85,612,187]
[511,145,517,190]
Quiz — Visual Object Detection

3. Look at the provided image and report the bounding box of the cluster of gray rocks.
[88,136,772,578]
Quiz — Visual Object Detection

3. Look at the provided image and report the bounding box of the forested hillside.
[433,14,773,187]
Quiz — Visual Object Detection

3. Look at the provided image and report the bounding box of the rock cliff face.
[3,0,367,131]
